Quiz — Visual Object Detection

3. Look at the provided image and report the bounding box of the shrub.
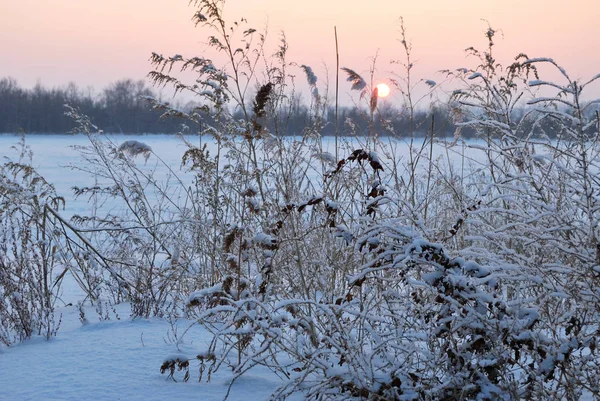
[0,136,65,345]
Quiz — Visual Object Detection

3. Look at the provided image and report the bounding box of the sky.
[1,0,599,103]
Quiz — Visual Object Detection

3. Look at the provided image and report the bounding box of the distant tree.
[0,77,27,132]
[101,79,154,134]
[0,76,464,136]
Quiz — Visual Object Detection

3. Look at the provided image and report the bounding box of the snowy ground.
[0,299,288,401]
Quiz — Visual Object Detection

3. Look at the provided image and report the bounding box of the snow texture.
[0,302,291,401]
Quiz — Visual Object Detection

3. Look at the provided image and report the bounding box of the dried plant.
[0,135,66,345]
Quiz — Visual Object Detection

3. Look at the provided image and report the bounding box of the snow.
[312,151,336,165]
[254,232,277,247]
[0,301,291,401]
[522,57,555,65]
[206,80,222,90]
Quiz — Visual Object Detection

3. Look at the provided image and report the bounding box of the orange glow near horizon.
[1,0,599,102]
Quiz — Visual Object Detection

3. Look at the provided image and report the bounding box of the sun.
[376,83,390,98]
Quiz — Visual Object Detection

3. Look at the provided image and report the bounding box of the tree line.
[0,76,461,136]
[3,76,589,138]
[0,77,182,134]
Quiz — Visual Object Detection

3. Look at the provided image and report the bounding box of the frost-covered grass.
[3,2,600,399]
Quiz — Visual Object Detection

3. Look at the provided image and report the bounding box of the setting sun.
[376,83,390,98]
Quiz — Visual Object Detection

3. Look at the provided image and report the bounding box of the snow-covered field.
[1,134,196,219]
[0,133,472,218]
[0,300,293,401]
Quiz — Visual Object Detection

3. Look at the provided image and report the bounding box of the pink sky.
[1,0,599,102]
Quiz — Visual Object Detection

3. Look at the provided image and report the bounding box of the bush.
[0,136,65,345]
